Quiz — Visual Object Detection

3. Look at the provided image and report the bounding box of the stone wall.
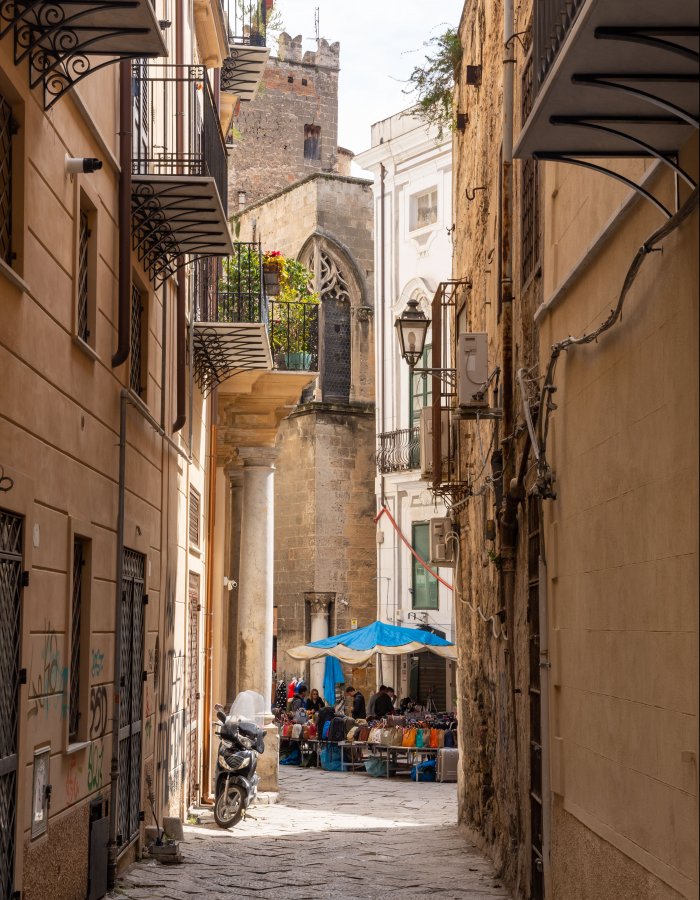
[451,0,541,893]
[228,34,340,210]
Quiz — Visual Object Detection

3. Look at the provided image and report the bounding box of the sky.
[269,0,464,177]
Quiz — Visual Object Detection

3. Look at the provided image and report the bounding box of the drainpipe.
[172,0,186,432]
[379,163,386,507]
[107,393,127,889]
[539,539,552,898]
[201,388,218,801]
[112,61,132,368]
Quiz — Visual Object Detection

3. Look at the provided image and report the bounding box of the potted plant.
[262,250,283,296]
[268,258,319,370]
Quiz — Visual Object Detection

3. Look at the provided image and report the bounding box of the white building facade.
[356,112,455,712]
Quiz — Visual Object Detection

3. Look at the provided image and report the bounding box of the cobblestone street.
[111,769,511,900]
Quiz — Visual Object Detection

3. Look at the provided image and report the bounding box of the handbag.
[291,723,303,740]
[402,727,417,747]
[358,725,371,742]
[429,728,439,749]
[308,723,317,738]
[346,726,359,742]
[379,728,393,746]
[390,726,404,746]
[282,721,292,738]
[367,727,382,744]
[302,725,310,739]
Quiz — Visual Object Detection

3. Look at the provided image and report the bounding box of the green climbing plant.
[404,27,463,139]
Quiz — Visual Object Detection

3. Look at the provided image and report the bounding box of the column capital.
[235,446,279,469]
[304,591,335,615]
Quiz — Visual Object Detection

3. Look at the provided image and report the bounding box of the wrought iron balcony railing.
[377,427,421,474]
[220,0,270,101]
[534,0,585,90]
[132,63,228,214]
[130,63,232,284]
[191,249,319,393]
[225,0,268,46]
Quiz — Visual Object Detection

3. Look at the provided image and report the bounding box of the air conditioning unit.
[457,332,489,409]
[419,407,452,479]
[429,517,457,567]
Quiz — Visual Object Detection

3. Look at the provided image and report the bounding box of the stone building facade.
[228,34,340,211]
[449,1,698,899]
[232,172,377,700]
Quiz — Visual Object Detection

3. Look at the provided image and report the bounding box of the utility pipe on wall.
[201,388,218,801]
[113,60,132,368]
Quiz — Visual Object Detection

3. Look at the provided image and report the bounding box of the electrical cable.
[446,531,507,640]
[375,504,454,590]
[532,186,699,496]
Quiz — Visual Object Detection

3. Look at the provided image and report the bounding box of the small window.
[412,523,439,610]
[130,280,147,398]
[301,78,308,86]
[304,124,321,161]
[409,188,438,231]
[0,92,14,266]
[189,487,200,548]
[287,75,294,84]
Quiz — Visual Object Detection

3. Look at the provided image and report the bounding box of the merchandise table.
[280,735,442,778]
[364,743,438,779]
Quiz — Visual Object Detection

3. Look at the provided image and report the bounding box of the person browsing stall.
[305,688,325,712]
[373,685,394,718]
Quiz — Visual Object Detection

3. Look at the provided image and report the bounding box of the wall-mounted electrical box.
[457,333,489,409]
[419,407,452,479]
[429,517,457,567]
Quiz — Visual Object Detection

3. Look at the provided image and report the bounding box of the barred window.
[189,487,200,547]
[521,54,540,284]
[69,537,89,744]
[0,92,13,266]
[77,209,90,342]
[304,124,321,160]
[130,282,146,397]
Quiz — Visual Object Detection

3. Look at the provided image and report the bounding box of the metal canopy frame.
[0,0,166,109]
[131,176,234,287]
[517,2,699,213]
[192,321,271,395]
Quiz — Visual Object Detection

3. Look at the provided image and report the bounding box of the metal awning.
[131,175,234,286]
[1,0,167,109]
[515,0,699,163]
[192,321,271,395]
[220,43,269,102]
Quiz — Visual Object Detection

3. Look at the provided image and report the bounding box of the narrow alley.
[111,770,510,900]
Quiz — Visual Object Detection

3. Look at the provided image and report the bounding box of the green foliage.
[404,28,463,139]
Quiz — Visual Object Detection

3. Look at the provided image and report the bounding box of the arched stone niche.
[299,234,373,406]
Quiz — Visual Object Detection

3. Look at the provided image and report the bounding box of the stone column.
[236,447,278,792]
[237,447,276,702]
[225,466,244,705]
[304,592,334,696]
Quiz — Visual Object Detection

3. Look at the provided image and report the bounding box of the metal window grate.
[77,210,90,342]
[186,573,200,807]
[130,284,143,396]
[69,539,84,742]
[0,509,22,899]
[117,549,144,850]
[0,93,13,266]
[188,487,200,547]
[521,55,540,284]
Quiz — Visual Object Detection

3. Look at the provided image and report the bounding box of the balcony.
[0,0,166,109]
[220,0,271,103]
[131,64,233,286]
[377,427,421,475]
[515,0,699,180]
[191,244,319,393]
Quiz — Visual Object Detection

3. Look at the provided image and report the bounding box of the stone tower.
[228,34,341,211]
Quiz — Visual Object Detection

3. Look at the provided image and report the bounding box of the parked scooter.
[213,690,266,828]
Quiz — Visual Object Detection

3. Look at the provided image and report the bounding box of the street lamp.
[394,298,430,368]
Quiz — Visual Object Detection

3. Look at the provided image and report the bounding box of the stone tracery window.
[301,241,355,404]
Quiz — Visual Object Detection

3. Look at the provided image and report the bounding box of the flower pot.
[285,351,312,371]
[263,264,281,296]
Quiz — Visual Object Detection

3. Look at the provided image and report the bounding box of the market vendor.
[305,688,325,712]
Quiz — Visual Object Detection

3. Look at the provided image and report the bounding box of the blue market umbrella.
[323,656,344,706]
[288,620,457,665]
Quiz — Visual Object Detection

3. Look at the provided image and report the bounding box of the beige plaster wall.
[0,36,211,897]
[540,139,699,900]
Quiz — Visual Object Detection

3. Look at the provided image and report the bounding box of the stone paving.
[110,768,511,900]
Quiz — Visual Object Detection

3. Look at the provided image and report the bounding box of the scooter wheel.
[214,784,245,828]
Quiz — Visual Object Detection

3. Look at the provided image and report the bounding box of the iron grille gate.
[117,549,145,850]
[0,510,22,900]
[186,573,200,808]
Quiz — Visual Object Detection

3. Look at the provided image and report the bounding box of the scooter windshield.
[227,690,267,727]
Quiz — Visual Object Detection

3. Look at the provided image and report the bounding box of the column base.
[258,723,279,792]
